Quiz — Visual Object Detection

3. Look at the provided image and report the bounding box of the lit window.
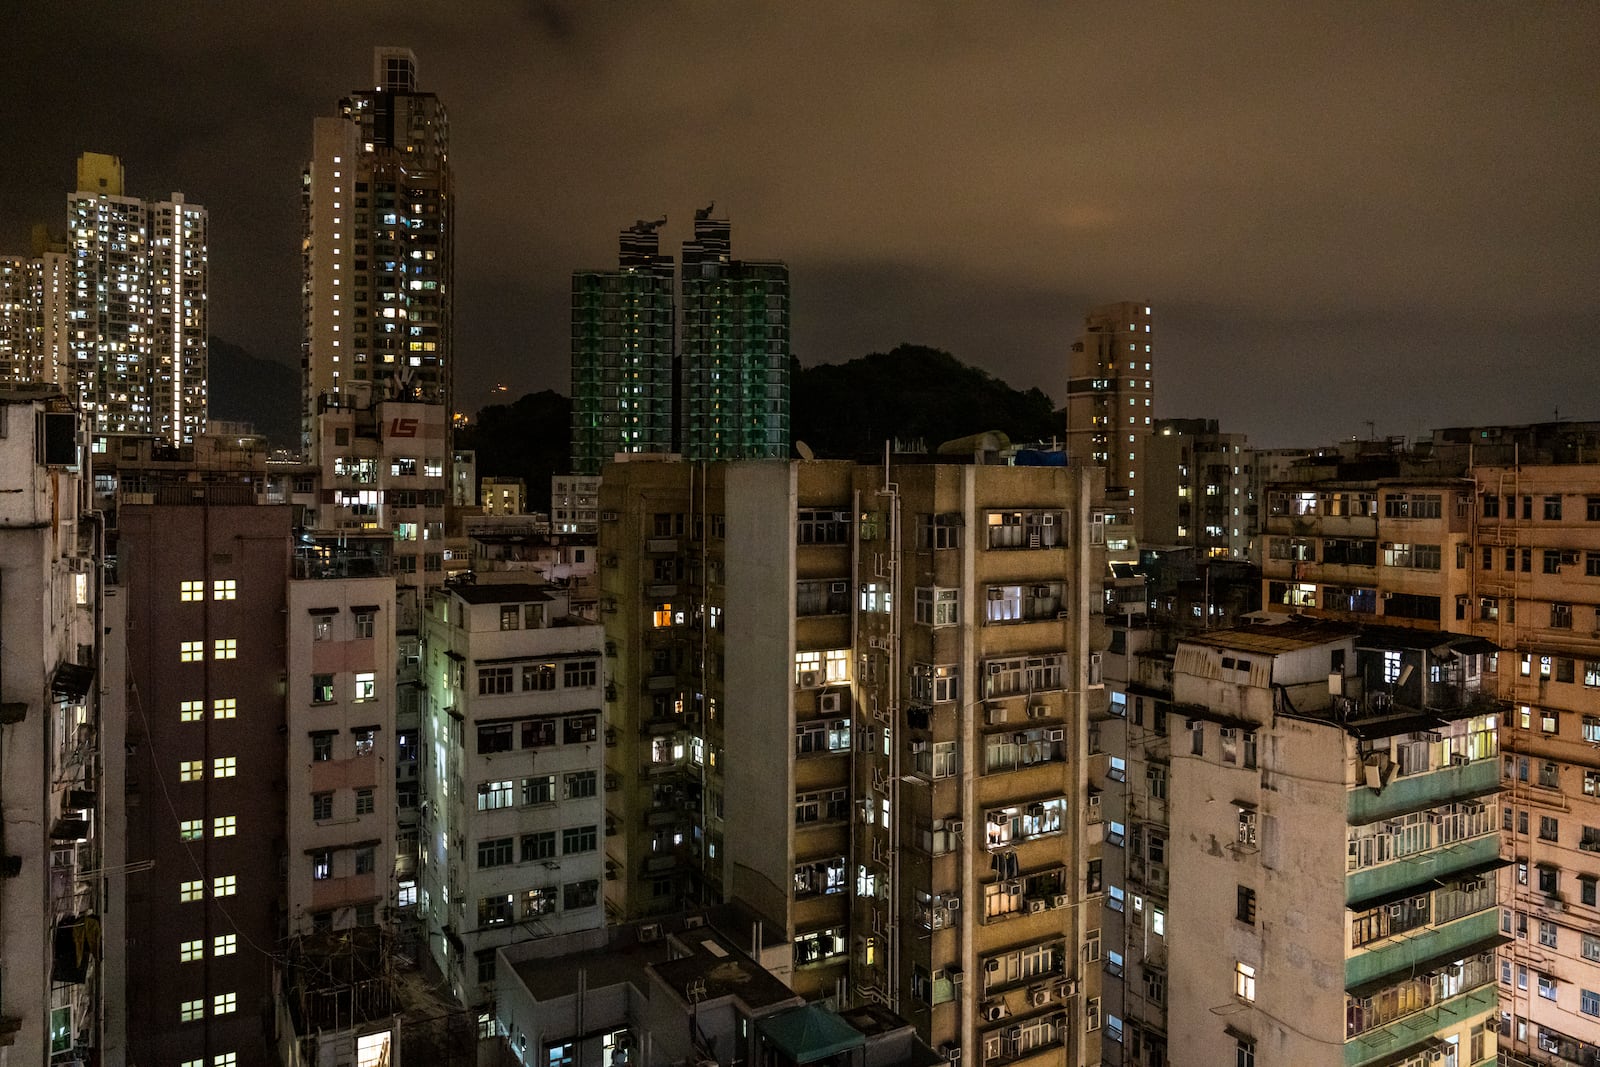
[212,579,236,600]
[353,672,376,702]
[213,934,237,956]
[213,875,237,897]
[213,816,237,837]
[180,700,203,722]
[180,998,205,1022]
[180,819,203,840]
[180,640,203,662]
[214,1055,238,1067]
[179,760,203,782]
[180,580,204,602]
[180,880,204,902]
[213,639,237,660]
[212,698,236,719]
[213,992,237,1015]
[1235,962,1257,1002]
[180,939,204,962]
[212,757,237,778]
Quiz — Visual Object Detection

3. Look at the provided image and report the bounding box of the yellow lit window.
[214,1054,239,1067]
[213,639,237,660]
[179,939,204,962]
[212,579,236,600]
[179,819,203,840]
[213,934,237,956]
[180,580,204,602]
[180,998,205,1022]
[179,761,203,782]
[180,640,203,662]
[179,879,204,902]
[180,700,203,722]
[212,698,237,719]
[212,757,237,778]
[213,816,237,837]
[212,875,237,897]
[213,992,237,1015]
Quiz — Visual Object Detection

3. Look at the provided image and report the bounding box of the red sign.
[389,417,418,438]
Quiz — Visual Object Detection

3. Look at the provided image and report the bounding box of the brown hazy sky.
[4,2,1597,445]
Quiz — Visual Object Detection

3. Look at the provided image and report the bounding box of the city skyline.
[3,4,1596,447]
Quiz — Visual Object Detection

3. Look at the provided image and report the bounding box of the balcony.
[1346,833,1501,908]
[1347,757,1498,825]
[1343,983,1495,1067]
[1344,908,1499,991]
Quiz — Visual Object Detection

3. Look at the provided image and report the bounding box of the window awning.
[51,662,95,702]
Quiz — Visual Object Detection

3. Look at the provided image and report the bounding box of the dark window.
[477,723,513,753]
[1237,885,1257,925]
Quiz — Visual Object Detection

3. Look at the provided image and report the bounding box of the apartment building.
[1258,427,1600,1062]
[1261,478,1476,630]
[0,389,105,1063]
[597,454,1109,1067]
[1064,302,1154,540]
[284,568,398,935]
[552,473,601,535]
[1142,418,1251,559]
[1131,620,1501,1067]
[119,493,292,1067]
[419,580,606,1009]
[1469,461,1600,1064]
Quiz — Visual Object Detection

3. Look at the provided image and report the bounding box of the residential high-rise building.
[679,206,790,461]
[597,454,1109,1065]
[570,222,676,474]
[1,154,208,444]
[1065,302,1154,540]
[118,494,291,1067]
[302,47,453,455]
[419,580,605,1009]
[0,387,106,1064]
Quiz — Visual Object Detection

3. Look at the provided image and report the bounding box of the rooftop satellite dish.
[795,440,815,461]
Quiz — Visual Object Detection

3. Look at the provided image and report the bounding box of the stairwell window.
[915,587,959,627]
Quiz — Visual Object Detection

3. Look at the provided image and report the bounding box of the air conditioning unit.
[1028,703,1049,719]
[1046,728,1065,742]
[1004,1025,1022,1042]
[1006,880,1023,894]
[988,588,1005,601]
[1450,753,1469,766]
[939,1044,961,1063]
[1381,591,1394,600]
[1052,894,1070,908]
[818,691,842,714]
[1028,899,1047,914]
[984,959,1001,973]
[684,914,706,929]
[1030,987,1051,1007]
[948,820,964,836]
[987,705,1009,725]
[1054,978,1076,998]
[798,670,821,689]
[830,581,849,593]
[1389,904,1404,918]
[638,922,662,943]
[946,896,961,911]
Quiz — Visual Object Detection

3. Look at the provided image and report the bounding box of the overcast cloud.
[4,2,1597,444]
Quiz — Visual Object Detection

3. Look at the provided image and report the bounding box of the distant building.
[0,154,208,444]
[481,476,526,515]
[1065,301,1154,539]
[551,472,600,534]
[1142,417,1250,559]
[571,211,790,474]
[679,206,790,462]
[571,221,677,474]
[302,47,452,455]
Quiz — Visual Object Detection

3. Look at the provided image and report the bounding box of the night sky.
[5,4,1597,446]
